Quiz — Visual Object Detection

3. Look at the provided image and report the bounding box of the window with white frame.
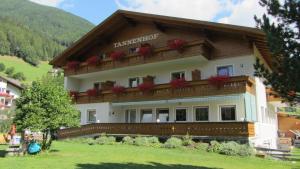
[156,108,169,122]
[125,109,136,123]
[129,77,140,88]
[171,71,185,80]
[217,65,233,76]
[140,109,153,122]
[176,108,187,121]
[194,107,209,121]
[220,105,236,121]
[87,109,96,123]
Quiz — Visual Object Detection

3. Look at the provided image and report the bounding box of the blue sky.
[29,0,266,27]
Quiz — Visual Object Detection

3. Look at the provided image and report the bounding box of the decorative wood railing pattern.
[74,76,255,104]
[64,40,211,76]
[57,122,255,139]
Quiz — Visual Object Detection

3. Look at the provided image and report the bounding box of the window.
[129,77,140,88]
[156,108,169,122]
[125,109,136,123]
[176,108,187,121]
[217,65,233,76]
[195,107,209,121]
[220,106,236,121]
[93,82,100,89]
[171,71,185,80]
[87,110,96,123]
[140,109,153,122]
[6,90,10,94]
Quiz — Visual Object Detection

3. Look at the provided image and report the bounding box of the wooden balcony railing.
[57,122,255,139]
[74,76,255,104]
[64,40,212,76]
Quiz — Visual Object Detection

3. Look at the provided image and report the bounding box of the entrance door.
[156,108,169,122]
[125,109,136,123]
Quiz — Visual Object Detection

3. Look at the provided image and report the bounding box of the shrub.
[237,144,255,157]
[195,142,209,151]
[219,141,240,156]
[163,137,182,148]
[134,136,149,146]
[122,136,134,145]
[86,138,96,145]
[5,67,14,76]
[12,72,26,81]
[182,134,195,146]
[96,134,116,145]
[207,140,222,153]
[0,63,5,72]
[148,136,161,147]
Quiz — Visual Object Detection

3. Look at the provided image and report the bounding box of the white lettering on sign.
[113,33,159,48]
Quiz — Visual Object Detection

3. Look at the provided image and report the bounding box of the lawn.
[0,141,298,169]
[0,55,52,83]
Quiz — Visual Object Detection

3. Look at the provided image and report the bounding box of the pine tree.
[254,0,299,104]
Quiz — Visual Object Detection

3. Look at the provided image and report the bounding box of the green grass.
[0,55,52,83]
[0,142,298,169]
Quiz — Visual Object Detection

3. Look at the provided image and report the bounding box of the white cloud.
[115,0,230,21]
[29,0,65,7]
[116,0,267,27]
[218,0,265,27]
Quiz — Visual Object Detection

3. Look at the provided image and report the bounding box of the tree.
[12,72,26,81]
[14,75,79,150]
[254,0,300,104]
[5,67,14,77]
[0,63,5,72]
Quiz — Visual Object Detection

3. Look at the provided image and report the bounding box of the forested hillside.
[0,0,94,65]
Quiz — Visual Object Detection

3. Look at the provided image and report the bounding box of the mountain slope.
[0,0,94,65]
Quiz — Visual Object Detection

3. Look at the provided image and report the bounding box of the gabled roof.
[0,75,23,90]
[50,10,272,67]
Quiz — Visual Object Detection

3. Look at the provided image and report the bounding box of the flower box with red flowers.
[170,78,188,89]
[110,51,126,61]
[86,56,100,66]
[138,82,155,93]
[167,39,187,51]
[66,61,80,70]
[86,88,99,97]
[111,85,126,95]
[69,91,79,99]
[208,75,230,89]
[0,92,10,97]
[136,44,152,57]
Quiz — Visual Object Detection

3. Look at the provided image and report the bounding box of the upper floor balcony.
[63,40,212,76]
[71,76,255,104]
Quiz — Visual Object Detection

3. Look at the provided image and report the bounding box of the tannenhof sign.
[113,33,159,48]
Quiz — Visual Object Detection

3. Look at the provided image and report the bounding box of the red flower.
[66,61,80,70]
[110,51,126,61]
[86,56,100,66]
[170,78,188,89]
[0,92,10,97]
[112,85,126,95]
[86,88,100,97]
[138,82,155,93]
[137,46,152,57]
[167,39,187,51]
[69,91,79,99]
[208,75,230,89]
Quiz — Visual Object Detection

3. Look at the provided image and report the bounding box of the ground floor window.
[175,108,187,121]
[87,109,96,123]
[140,109,153,122]
[156,108,169,122]
[220,105,236,121]
[194,106,209,121]
[125,109,136,123]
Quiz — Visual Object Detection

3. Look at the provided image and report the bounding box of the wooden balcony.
[74,76,255,104]
[57,122,255,139]
[64,40,212,76]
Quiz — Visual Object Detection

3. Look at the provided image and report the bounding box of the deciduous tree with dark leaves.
[254,0,300,104]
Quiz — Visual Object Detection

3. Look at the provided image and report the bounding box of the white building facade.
[0,75,22,110]
[51,10,279,148]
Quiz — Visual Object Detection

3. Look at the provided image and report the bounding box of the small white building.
[0,75,23,110]
[51,10,281,148]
